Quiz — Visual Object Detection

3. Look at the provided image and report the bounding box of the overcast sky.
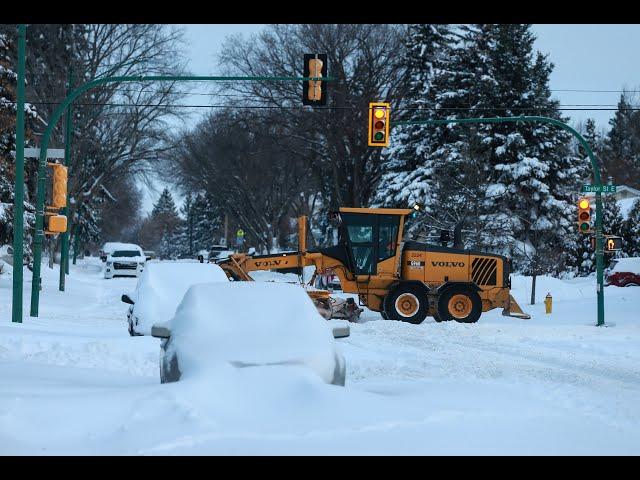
[141,24,640,212]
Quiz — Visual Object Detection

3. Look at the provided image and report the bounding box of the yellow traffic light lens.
[579,199,590,209]
[374,108,385,119]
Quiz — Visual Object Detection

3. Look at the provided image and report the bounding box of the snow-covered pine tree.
[624,198,640,257]
[190,193,224,252]
[602,195,627,267]
[373,25,456,220]
[459,25,584,284]
[151,188,182,258]
[602,92,640,189]
[0,29,38,252]
[563,118,602,276]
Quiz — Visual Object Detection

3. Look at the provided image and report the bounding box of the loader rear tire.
[383,284,428,324]
[437,285,482,324]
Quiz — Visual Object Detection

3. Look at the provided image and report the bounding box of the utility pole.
[11,24,27,324]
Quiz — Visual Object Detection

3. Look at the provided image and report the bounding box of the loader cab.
[330,208,413,276]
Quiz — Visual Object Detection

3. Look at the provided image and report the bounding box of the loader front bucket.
[502,294,531,320]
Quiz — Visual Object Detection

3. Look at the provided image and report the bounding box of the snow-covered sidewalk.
[1,260,639,454]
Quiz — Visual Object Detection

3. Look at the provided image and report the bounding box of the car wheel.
[624,282,639,287]
[128,319,135,337]
[380,311,388,320]
[383,283,429,324]
[159,339,181,384]
[437,285,482,324]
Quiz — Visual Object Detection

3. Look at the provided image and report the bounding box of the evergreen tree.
[602,93,640,189]
[373,24,457,218]
[0,29,38,252]
[624,199,640,257]
[150,188,182,258]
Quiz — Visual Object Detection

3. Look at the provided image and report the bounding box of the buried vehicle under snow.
[151,282,348,386]
[121,261,230,336]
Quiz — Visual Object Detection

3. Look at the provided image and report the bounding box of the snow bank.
[131,262,228,335]
[167,282,337,383]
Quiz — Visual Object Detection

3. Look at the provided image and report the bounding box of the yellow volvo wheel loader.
[216,207,530,324]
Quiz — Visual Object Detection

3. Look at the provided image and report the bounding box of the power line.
[16,100,640,112]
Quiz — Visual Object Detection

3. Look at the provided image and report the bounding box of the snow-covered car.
[605,257,640,287]
[150,282,347,386]
[209,245,235,261]
[121,261,229,336]
[104,243,145,279]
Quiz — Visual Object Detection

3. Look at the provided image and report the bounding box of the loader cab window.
[378,215,400,261]
[341,213,402,275]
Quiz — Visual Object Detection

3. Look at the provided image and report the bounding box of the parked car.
[121,261,229,336]
[151,282,348,386]
[605,257,640,287]
[208,245,235,262]
[143,251,157,261]
[104,243,146,279]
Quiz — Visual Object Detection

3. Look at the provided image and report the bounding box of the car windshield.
[112,250,140,258]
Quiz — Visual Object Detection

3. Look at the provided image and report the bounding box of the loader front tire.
[437,285,482,324]
[383,284,428,324]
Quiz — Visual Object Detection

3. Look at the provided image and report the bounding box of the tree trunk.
[530,273,537,305]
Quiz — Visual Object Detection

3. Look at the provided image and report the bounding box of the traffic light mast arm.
[394,115,605,326]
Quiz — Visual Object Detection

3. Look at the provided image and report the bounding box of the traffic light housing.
[303,53,327,106]
[44,213,67,235]
[577,197,592,233]
[48,162,68,209]
[368,102,390,147]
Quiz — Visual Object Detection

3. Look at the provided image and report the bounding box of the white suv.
[104,244,146,279]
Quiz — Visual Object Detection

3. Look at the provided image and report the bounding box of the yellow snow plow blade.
[502,294,531,320]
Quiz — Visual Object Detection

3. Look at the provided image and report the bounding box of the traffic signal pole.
[28,74,331,317]
[395,116,605,327]
[11,24,26,324]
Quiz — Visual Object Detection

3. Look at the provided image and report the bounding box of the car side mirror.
[121,294,135,305]
[151,325,171,339]
[332,324,350,339]
[247,247,256,256]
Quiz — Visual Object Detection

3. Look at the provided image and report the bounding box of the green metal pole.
[11,24,26,324]
[395,115,605,326]
[29,75,331,316]
[59,69,73,291]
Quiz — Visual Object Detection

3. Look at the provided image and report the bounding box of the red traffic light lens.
[579,212,590,221]
[374,120,385,129]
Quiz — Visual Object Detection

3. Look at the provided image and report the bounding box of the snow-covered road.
[1,259,640,455]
